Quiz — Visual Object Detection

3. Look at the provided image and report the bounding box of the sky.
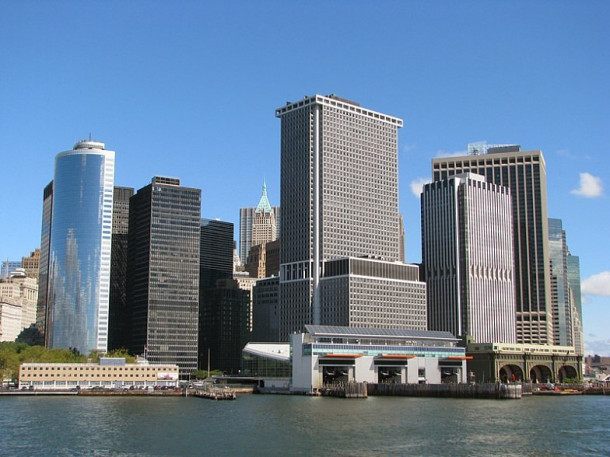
[1,1,608,355]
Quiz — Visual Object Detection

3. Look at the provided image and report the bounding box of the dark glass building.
[127,177,201,377]
[199,279,251,374]
[199,219,233,289]
[36,181,53,345]
[198,219,241,372]
[108,186,134,351]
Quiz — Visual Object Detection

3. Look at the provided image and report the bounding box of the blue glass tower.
[47,140,115,354]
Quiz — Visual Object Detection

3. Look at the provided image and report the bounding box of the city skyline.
[1,2,608,354]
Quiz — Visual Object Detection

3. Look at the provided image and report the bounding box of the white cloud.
[410,177,431,197]
[582,271,610,296]
[571,172,603,198]
[584,338,610,356]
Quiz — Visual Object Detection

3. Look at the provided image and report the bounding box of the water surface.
[1,394,607,456]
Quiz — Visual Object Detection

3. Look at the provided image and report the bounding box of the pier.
[366,382,522,399]
[191,386,236,400]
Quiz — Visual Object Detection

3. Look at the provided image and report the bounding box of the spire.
[255,180,272,213]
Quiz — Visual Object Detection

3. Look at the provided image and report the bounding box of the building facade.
[21,249,40,279]
[127,177,201,377]
[200,219,234,289]
[46,140,115,354]
[421,173,516,344]
[245,239,280,279]
[36,181,53,343]
[108,186,134,351]
[239,183,280,265]
[318,257,427,330]
[432,143,552,345]
[291,325,467,393]
[198,278,251,374]
[566,253,584,356]
[252,276,280,342]
[548,218,572,347]
[0,269,38,341]
[276,94,404,338]
[0,261,21,279]
[18,358,179,390]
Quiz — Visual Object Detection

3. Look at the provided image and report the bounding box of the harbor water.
[1,394,608,456]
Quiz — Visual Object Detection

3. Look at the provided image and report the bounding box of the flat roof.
[304,325,457,342]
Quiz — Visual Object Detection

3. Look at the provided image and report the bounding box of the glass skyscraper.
[47,140,115,354]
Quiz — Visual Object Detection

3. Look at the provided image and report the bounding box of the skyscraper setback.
[432,144,552,345]
[275,94,424,338]
[45,140,115,354]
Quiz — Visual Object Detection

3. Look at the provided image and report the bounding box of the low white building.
[290,325,468,394]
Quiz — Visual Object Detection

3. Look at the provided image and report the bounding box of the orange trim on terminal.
[447,356,473,360]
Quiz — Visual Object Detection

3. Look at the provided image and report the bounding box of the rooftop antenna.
[89,132,92,141]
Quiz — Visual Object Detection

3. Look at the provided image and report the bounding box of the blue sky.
[1,1,608,354]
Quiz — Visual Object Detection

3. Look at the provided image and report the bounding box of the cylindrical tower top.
[73,140,105,150]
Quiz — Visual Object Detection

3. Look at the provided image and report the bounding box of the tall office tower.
[567,253,584,355]
[199,278,251,374]
[198,219,236,370]
[200,219,234,289]
[548,218,572,347]
[252,276,280,342]
[432,143,552,345]
[127,177,201,376]
[422,173,516,344]
[239,183,280,265]
[276,94,404,338]
[108,186,134,351]
[21,249,40,279]
[36,181,53,343]
[46,141,115,354]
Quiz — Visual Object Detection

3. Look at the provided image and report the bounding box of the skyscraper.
[108,186,134,351]
[238,183,280,265]
[127,177,200,376]
[567,252,584,355]
[198,219,246,372]
[548,218,572,347]
[276,94,414,338]
[432,143,552,345]
[36,181,53,343]
[200,219,234,289]
[46,140,115,354]
[422,173,516,344]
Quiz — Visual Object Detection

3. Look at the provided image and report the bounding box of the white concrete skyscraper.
[276,95,425,339]
[422,173,516,344]
[46,140,115,354]
[432,144,552,345]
